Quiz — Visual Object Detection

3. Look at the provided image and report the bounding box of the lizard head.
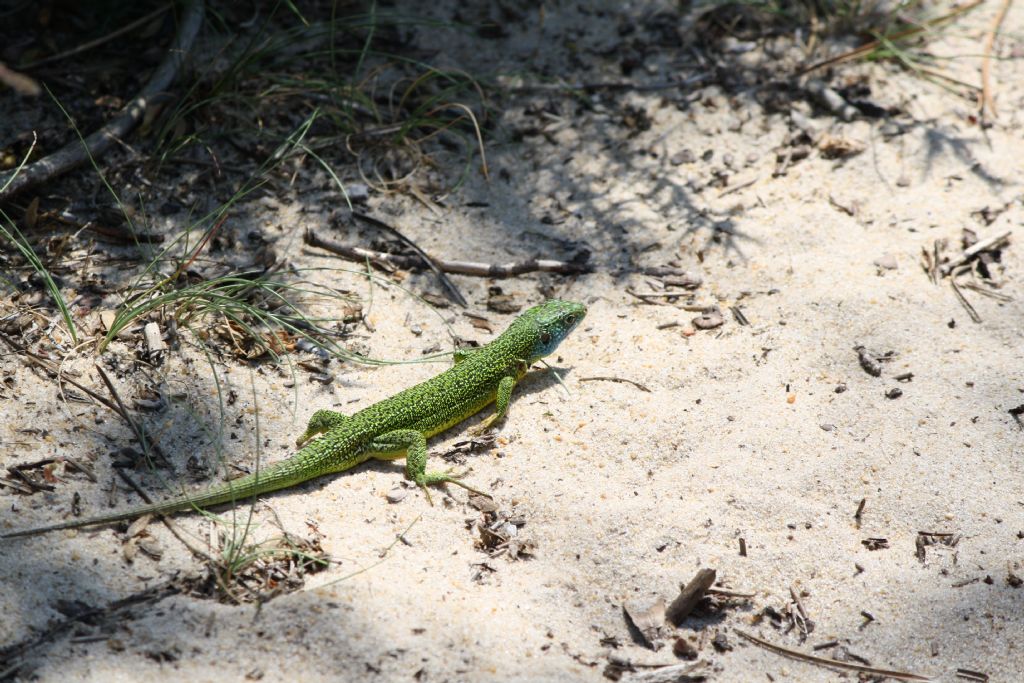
[521,299,586,363]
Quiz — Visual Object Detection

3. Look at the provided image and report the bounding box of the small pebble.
[670,149,696,165]
[885,387,903,399]
[345,183,370,201]
[692,310,724,330]
[386,488,409,504]
[874,254,898,270]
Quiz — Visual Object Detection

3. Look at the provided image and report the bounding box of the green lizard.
[1,299,586,539]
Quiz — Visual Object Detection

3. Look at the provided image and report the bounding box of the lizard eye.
[540,331,552,345]
[565,315,576,326]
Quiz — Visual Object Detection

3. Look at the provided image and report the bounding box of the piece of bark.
[666,568,716,625]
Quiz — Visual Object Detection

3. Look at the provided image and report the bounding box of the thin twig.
[980,0,1013,121]
[94,364,169,466]
[0,0,204,199]
[625,288,705,304]
[940,230,1011,276]
[789,584,813,638]
[507,72,711,94]
[961,282,1013,301]
[579,376,651,393]
[921,245,937,284]
[719,176,759,197]
[735,630,931,681]
[305,229,589,278]
[705,587,755,599]
[949,279,981,323]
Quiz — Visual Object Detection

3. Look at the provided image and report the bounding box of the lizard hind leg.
[373,429,491,505]
[296,409,348,446]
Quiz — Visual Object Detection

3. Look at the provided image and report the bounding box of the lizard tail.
[1,447,331,540]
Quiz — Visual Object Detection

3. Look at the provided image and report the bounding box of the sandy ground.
[2,2,1024,681]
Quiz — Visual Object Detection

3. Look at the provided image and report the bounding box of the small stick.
[7,466,54,493]
[0,477,35,494]
[789,584,812,637]
[507,72,711,94]
[940,230,1012,276]
[666,568,716,625]
[718,176,759,197]
[921,246,936,283]
[706,587,754,599]
[730,306,750,326]
[305,230,589,278]
[949,279,981,324]
[854,497,866,527]
[735,630,931,681]
[62,457,97,482]
[578,376,651,393]
[94,364,170,467]
[961,282,1013,302]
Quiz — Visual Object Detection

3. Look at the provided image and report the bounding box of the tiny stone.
[670,149,695,165]
[835,384,847,393]
[345,183,370,201]
[673,636,699,660]
[386,488,409,504]
[873,254,898,270]
[692,310,724,330]
[885,387,903,399]
[712,632,733,652]
[820,423,835,431]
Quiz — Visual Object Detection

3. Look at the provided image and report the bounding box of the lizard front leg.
[470,367,520,435]
[371,429,490,505]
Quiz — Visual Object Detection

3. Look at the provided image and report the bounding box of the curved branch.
[0,0,204,200]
